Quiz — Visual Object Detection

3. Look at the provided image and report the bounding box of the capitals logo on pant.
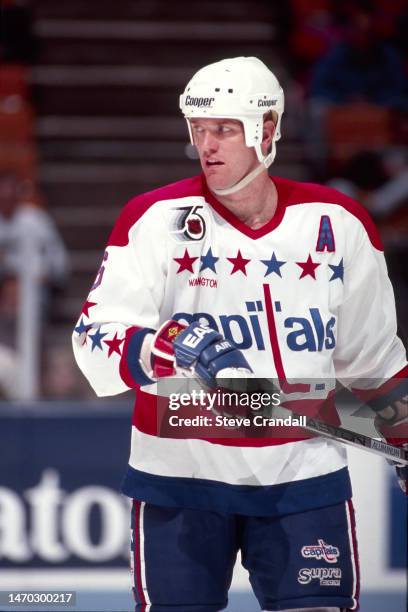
[301,540,340,563]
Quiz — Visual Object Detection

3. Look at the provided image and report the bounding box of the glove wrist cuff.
[151,319,187,378]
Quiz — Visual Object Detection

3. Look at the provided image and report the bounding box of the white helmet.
[180,56,284,195]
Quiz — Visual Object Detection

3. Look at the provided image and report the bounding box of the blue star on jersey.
[261,252,286,277]
[74,317,92,335]
[329,258,344,282]
[88,326,108,351]
[200,247,219,273]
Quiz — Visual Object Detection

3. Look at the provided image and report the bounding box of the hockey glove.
[374,398,408,495]
[149,319,253,387]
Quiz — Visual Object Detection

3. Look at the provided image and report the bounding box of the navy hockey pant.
[130,499,359,612]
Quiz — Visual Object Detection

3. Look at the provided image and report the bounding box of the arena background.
[0,1,407,611]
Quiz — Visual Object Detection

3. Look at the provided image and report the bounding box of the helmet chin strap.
[211,147,275,197]
[212,162,265,196]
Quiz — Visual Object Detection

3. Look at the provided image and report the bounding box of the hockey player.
[73,57,407,612]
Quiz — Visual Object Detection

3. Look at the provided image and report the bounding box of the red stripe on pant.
[347,499,361,610]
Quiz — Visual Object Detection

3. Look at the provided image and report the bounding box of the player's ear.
[262,112,275,156]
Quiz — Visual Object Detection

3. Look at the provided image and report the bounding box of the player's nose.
[201,130,219,155]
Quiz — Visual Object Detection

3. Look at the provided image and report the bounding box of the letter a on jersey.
[316,215,335,252]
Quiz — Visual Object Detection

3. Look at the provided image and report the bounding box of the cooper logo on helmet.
[258,99,277,107]
[184,95,215,108]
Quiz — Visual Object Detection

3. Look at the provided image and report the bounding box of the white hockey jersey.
[72,175,407,516]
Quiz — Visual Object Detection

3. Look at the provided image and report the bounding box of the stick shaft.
[304,417,408,465]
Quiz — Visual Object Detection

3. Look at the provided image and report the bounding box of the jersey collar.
[202,175,287,239]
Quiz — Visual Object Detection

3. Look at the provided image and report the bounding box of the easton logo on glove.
[150,319,253,386]
[174,322,253,386]
[179,325,215,350]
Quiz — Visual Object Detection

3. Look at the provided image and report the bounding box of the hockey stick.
[302,416,408,465]
[271,402,408,464]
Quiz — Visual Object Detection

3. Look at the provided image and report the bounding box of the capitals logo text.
[173,300,336,352]
[301,540,340,563]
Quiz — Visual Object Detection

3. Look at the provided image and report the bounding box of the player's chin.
[204,170,233,192]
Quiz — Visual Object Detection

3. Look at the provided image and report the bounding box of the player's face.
[189,118,258,192]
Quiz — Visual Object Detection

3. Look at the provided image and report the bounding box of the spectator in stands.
[0,173,69,312]
[305,0,406,177]
[326,150,387,200]
[0,173,69,399]
[327,149,408,221]
[327,149,408,336]
[287,0,341,86]
[43,345,96,400]
[309,0,406,107]
[0,273,19,399]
